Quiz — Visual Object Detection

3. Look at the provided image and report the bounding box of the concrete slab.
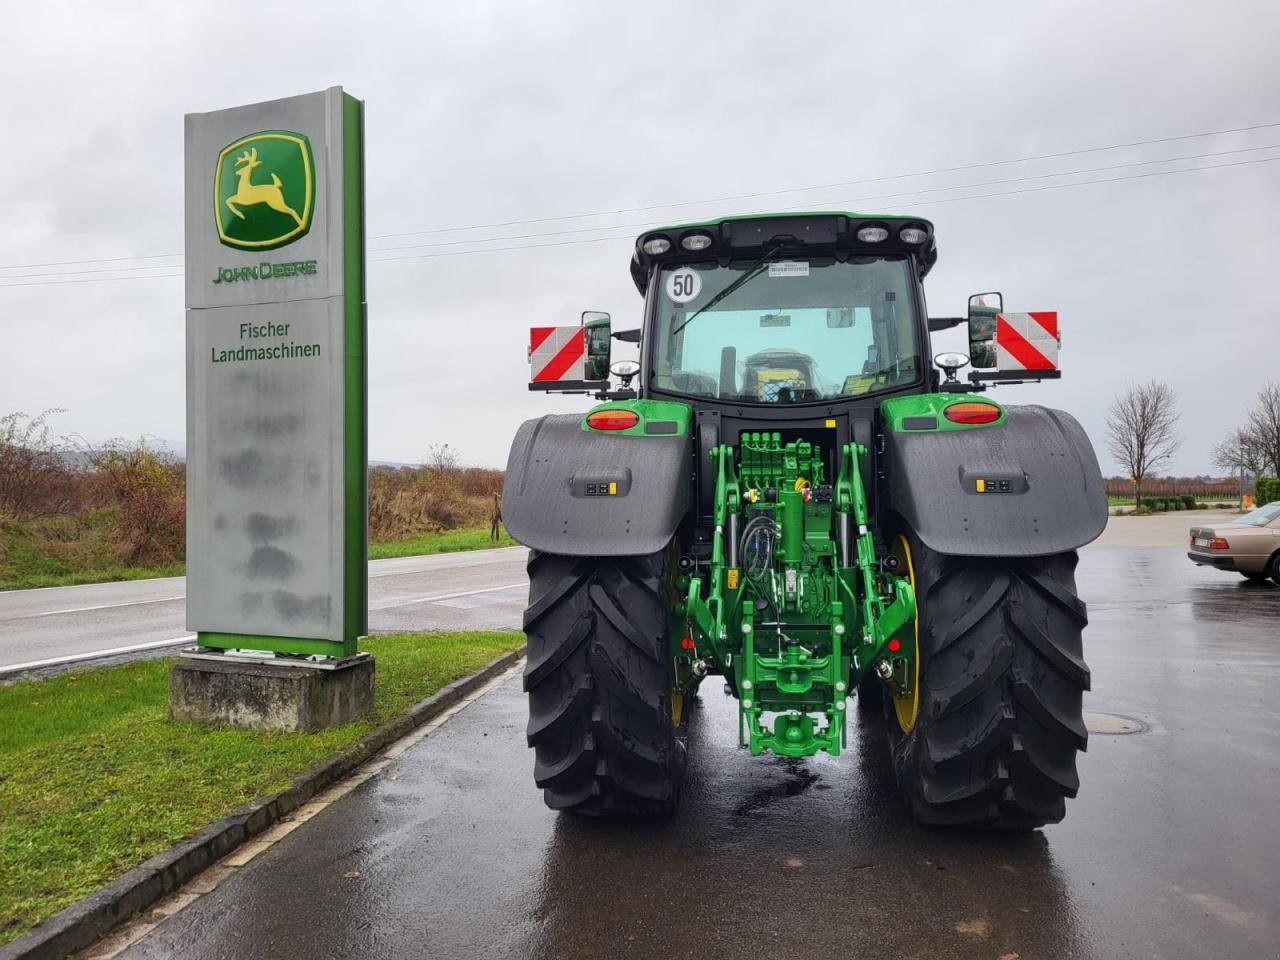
[168,653,373,731]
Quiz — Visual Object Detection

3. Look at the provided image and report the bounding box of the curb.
[0,646,526,960]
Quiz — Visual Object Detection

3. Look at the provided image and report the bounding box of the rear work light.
[944,401,1001,425]
[586,410,639,431]
[681,232,714,251]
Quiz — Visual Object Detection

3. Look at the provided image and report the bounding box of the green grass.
[0,563,186,591]
[369,525,516,560]
[0,509,186,591]
[0,630,522,945]
[0,525,516,591]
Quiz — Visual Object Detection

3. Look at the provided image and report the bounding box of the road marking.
[0,636,196,675]
[368,582,526,611]
[25,595,185,618]
[2,580,527,675]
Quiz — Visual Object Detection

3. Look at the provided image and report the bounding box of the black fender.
[503,415,692,556]
[883,404,1106,557]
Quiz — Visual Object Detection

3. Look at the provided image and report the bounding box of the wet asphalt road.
[117,544,1279,960]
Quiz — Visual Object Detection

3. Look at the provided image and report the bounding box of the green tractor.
[505,212,1105,829]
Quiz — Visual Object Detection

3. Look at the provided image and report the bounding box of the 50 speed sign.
[666,267,702,304]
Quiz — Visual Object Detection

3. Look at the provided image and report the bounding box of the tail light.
[1210,538,1230,550]
[586,410,639,431]
[944,401,1002,425]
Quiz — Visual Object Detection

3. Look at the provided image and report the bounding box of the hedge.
[1256,476,1280,505]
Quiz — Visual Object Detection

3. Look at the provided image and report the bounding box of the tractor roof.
[629,211,937,293]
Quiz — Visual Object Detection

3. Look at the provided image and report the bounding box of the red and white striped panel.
[996,312,1059,371]
[529,326,587,382]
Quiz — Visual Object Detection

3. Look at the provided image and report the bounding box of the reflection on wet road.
[117,546,1280,959]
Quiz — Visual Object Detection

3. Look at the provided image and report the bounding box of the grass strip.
[368,525,516,560]
[0,526,517,591]
[0,630,522,945]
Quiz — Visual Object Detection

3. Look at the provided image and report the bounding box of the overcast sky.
[1,0,1277,473]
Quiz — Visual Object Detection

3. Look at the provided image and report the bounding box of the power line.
[2,154,1276,289]
[8,141,1278,283]
[2,120,1277,274]
[371,120,1280,240]
[361,142,1280,257]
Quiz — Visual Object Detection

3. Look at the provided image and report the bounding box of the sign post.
[171,88,370,730]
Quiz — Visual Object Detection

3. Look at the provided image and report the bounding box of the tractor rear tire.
[522,546,686,817]
[887,531,1090,830]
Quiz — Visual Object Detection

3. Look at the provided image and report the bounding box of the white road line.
[368,582,527,611]
[1,636,197,675]
[2,582,528,676]
[25,595,186,618]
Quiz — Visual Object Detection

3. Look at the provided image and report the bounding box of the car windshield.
[650,256,921,403]
[1235,502,1280,526]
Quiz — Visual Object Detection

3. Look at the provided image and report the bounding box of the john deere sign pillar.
[171,87,370,731]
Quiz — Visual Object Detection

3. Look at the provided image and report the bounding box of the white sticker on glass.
[768,261,809,278]
[666,268,702,304]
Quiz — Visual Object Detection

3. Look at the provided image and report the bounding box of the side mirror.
[967,292,1002,369]
[581,311,611,381]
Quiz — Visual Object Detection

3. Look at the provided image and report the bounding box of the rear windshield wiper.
[670,243,786,337]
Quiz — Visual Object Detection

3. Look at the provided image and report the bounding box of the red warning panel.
[529,326,586,382]
[995,312,1059,370]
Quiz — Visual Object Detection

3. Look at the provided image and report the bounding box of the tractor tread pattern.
[522,548,685,818]
[890,538,1090,830]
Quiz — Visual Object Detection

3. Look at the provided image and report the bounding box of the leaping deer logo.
[225,147,304,225]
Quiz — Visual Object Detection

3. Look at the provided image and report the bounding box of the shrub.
[89,440,186,566]
[1256,476,1280,505]
[0,410,80,520]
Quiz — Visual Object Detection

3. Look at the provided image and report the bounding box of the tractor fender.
[503,414,692,557]
[883,404,1106,558]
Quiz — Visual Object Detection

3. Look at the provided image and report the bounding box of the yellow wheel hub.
[891,534,920,732]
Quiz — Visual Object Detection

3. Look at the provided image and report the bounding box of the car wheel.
[1270,551,1280,587]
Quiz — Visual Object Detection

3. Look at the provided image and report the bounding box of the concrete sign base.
[169,652,374,731]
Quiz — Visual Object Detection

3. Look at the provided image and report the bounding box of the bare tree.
[1210,426,1268,477]
[424,442,460,475]
[1245,383,1280,477]
[1106,381,1181,509]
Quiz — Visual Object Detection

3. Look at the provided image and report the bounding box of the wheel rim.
[892,534,920,732]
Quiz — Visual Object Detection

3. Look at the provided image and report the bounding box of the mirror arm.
[612,328,641,342]
[928,316,967,331]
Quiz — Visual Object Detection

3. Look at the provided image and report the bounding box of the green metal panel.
[643,210,935,237]
[342,92,367,651]
[580,398,692,437]
[196,632,351,658]
[880,393,1006,432]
